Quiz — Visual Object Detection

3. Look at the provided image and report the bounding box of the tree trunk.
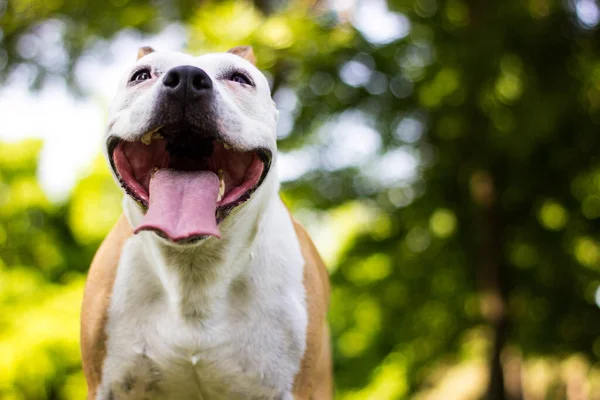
[469,170,520,400]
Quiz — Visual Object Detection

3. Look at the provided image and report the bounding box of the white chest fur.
[98,199,307,400]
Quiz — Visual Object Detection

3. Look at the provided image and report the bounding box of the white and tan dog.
[80,46,331,400]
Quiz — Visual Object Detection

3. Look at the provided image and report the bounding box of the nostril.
[192,73,211,91]
[163,70,180,88]
[163,66,212,95]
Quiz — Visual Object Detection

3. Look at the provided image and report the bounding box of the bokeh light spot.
[445,0,470,27]
[406,226,431,253]
[538,200,568,231]
[429,208,457,238]
[575,0,600,27]
[340,59,372,87]
[510,243,539,269]
[594,286,600,308]
[574,236,600,269]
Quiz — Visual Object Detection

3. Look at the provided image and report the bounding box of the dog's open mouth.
[108,125,271,243]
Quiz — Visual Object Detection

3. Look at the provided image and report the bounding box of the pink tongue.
[134,169,221,241]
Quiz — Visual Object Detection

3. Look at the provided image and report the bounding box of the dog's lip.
[107,133,272,224]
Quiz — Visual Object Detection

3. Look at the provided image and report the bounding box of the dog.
[80,46,331,400]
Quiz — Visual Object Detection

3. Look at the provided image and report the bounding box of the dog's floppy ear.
[137,46,155,60]
[227,46,256,65]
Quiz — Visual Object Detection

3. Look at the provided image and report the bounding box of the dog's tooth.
[141,127,163,145]
[141,131,153,145]
[223,143,231,150]
[217,169,225,202]
[218,182,225,202]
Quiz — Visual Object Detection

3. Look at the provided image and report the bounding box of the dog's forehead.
[135,51,255,76]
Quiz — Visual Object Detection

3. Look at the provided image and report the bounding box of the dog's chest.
[101,309,299,399]
[98,242,307,400]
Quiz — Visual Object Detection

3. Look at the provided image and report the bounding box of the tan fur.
[80,213,331,399]
[137,46,155,60]
[80,215,133,400]
[227,45,257,65]
[290,217,332,399]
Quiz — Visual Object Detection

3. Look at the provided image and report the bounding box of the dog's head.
[105,46,277,244]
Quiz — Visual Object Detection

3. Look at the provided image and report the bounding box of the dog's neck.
[123,173,280,320]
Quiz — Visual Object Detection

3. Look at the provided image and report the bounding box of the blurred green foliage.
[2,0,600,399]
[0,141,112,399]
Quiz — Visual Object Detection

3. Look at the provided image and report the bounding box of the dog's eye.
[229,72,252,86]
[130,68,151,83]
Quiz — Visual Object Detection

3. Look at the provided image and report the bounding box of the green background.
[1,0,600,398]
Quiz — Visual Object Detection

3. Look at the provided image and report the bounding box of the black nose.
[162,66,212,98]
